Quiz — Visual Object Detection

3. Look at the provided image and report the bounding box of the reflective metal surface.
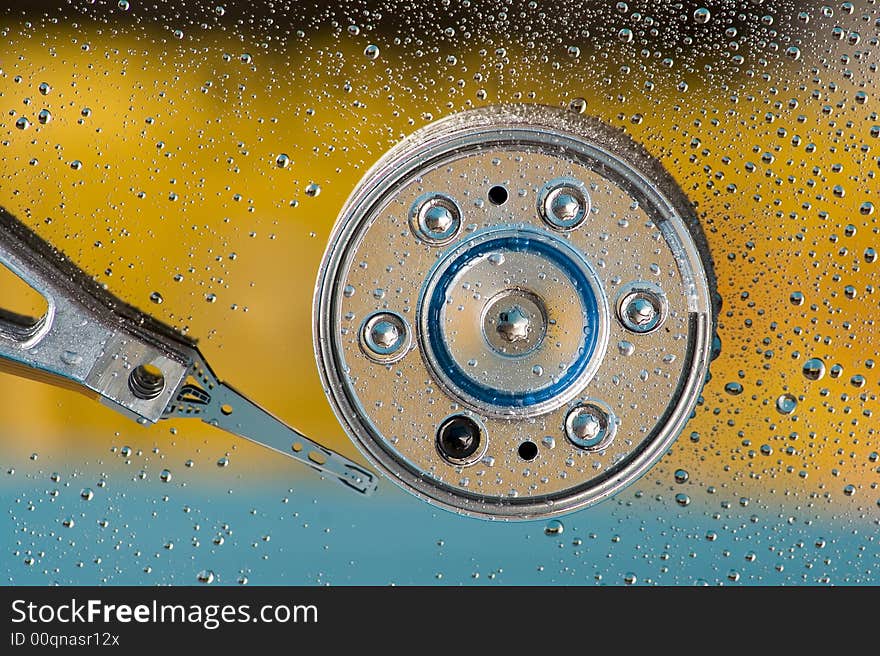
[315,105,716,518]
[2,0,877,586]
[0,209,376,495]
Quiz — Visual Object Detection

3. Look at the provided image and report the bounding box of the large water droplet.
[544,520,564,536]
[776,393,798,415]
[802,358,826,381]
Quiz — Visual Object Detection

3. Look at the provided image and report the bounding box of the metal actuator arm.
[0,207,376,496]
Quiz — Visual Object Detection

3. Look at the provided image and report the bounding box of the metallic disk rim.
[313,104,715,520]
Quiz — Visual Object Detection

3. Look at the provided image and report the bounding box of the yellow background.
[1,11,877,505]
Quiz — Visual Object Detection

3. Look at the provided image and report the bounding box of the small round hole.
[518,440,538,461]
[488,185,508,205]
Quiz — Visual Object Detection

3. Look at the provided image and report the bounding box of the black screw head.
[436,415,482,463]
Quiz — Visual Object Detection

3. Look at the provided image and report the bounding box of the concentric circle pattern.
[314,105,715,519]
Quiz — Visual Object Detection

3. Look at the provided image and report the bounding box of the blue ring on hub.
[425,234,601,409]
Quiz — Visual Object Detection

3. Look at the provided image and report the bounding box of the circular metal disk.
[314,104,715,519]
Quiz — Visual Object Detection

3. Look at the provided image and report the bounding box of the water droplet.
[275,153,291,168]
[38,81,51,95]
[693,7,711,24]
[61,350,83,366]
[724,381,743,395]
[364,44,380,60]
[160,469,172,483]
[37,109,51,124]
[80,488,94,501]
[802,358,826,381]
[674,469,689,484]
[487,252,505,266]
[305,182,321,197]
[149,291,163,304]
[197,569,215,584]
[569,97,587,114]
[544,520,564,536]
[15,117,30,130]
[776,393,798,415]
[617,340,635,356]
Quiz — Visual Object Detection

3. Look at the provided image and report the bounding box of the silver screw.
[360,312,409,362]
[564,402,615,451]
[410,194,461,244]
[616,283,667,334]
[496,305,531,343]
[540,180,589,230]
[423,204,454,233]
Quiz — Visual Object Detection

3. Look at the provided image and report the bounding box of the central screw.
[496,305,531,343]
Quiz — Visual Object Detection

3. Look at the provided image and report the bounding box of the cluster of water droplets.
[0,0,877,584]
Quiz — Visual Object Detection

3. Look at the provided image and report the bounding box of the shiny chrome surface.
[0,208,376,495]
[314,104,716,518]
